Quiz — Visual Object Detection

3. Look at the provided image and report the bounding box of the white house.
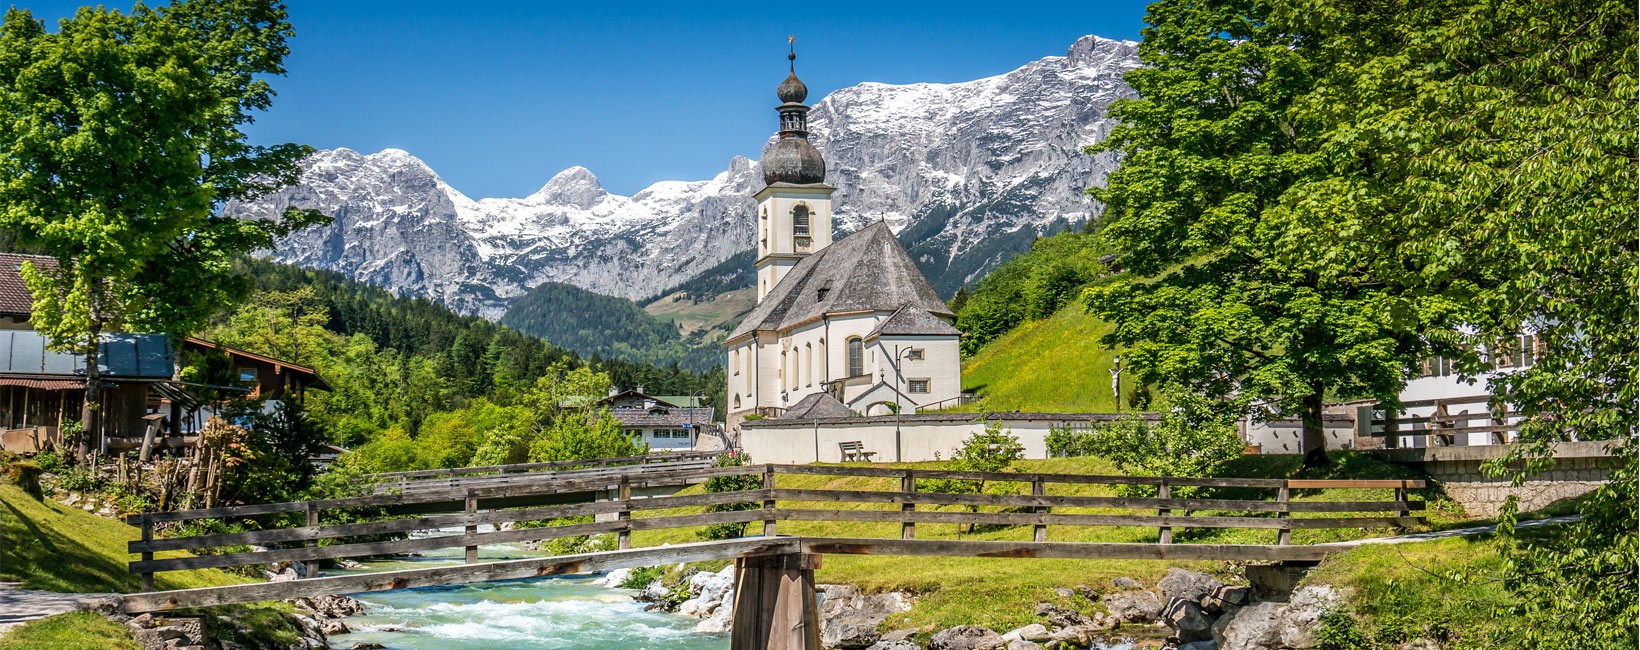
[725,51,963,430]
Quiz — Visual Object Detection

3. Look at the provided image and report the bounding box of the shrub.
[619,566,666,590]
[697,452,763,541]
[1078,389,1245,498]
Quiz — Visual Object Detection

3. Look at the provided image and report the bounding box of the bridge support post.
[464,490,478,564]
[304,502,319,578]
[731,552,822,650]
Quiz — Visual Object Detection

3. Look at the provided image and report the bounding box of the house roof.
[729,222,953,340]
[0,330,174,380]
[609,406,715,427]
[866,303,961,338]
[779,392,856,420]
[598,388,681,408]
[183,338,331,392]
[0,253,56,318]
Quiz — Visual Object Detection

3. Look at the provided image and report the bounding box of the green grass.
[0,484,304,648]
[0,611,139,650]
[624,454,1473,632]
[0,484,252,592]
[1303,535,1518,648]
[958,303,1124,413]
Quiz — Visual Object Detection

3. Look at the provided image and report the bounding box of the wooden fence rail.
[371,457,719,495]
[128,463,1425,601]
[369,450,721,481]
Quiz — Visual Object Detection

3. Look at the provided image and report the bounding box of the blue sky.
[13,1,1152,197]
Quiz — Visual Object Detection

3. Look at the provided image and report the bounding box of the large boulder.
[1164,597,1215,643]
[1275,586,1344,649]
[818,584,915,649]
[929,625,1004,650]
[1212,601,1282,650]
[1000,623,1051,643]
[1158,568,1227,604]
[1100,589,1162,623]
[1212,585,1344,650]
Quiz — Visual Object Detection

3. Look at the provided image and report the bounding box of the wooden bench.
[838,441,876,462]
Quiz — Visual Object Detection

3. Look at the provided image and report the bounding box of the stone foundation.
[1376,442,1617,518]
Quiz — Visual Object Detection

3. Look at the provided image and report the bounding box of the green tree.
[1078,388,1245,498]
[1084,0,1429,467]
[1263,1,1635,646]
[0,2,325,460]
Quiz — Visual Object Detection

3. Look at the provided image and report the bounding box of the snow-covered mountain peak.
[527,166,607,208]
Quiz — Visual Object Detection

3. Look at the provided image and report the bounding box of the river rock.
[597,567,633,588]
[865,642,919,650]
[1274,586,1343,649]
[1179,641,1218,650]
[1101,589,1162,623]
[1000,623,1051,643]
[289,594,366,619]
[1213,601,1281,650]
[678,565,736,618]
[819,584,914,648]
[1201,585,1252,615]
[1006,641,1042,650]
[1158,568,1226,604]
[1073,584,1100,603]
[1033,602,1095,629]
[930,625,1004,650]
[1163,597,1214,643]
[1110,576,1142,590]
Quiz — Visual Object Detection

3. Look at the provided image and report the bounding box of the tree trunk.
[77,329,101,464]
[1301,382,1330,468]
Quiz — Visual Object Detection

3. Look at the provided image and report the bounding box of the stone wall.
[1377,441,1617,518]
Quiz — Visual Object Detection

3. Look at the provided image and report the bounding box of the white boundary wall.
[738,413,1148,464]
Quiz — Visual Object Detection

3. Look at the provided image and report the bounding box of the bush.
[918,423,1025,533]
[1,461,43,499]
[1076,389,1245,497]
[54,465,104,493]
[698,452,763,541]
[619,565,665,590]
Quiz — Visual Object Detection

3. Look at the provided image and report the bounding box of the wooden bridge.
[123,460,1424,649]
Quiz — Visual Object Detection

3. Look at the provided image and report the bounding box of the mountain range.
[226,35,1141,323]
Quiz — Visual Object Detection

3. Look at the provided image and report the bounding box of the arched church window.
[793,205,810,236]
[847,337,864,377]
[734,394,741,409]
[805,343,813,386]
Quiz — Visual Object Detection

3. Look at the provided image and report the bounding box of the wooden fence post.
[139,515,154,592]
[1157,479,1172,545]
[1277,484,1292,545]
[618,475,632,550]
[464,490,478,564]
[762,465,777,537]
[304,502,319,578]
[901,470,916,540]
[1032,475,1048,543]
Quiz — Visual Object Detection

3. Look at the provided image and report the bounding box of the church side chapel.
[725,47,963,428]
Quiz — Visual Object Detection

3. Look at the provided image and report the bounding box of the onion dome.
[762,137,827,185]
[760,39,826,185]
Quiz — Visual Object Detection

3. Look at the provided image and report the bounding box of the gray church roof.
[867,303,962,338]
[729,222,954,340]
[779,392,856,420]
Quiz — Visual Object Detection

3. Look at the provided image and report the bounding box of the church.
[725,50,963,427]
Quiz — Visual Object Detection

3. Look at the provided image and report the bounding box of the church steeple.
[761,38,826,186]
[754,37,836,303]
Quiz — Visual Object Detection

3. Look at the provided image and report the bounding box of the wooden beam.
[121,538,801,613]
[795,538,1337,562]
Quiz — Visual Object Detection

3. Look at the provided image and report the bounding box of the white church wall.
[866,335,962,410]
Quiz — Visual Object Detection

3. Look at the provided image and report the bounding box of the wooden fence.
[124,464,1424,611]
[368,456,719,495]
[1370,395,1520,447]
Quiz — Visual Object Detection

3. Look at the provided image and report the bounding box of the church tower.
[754,42,835,303]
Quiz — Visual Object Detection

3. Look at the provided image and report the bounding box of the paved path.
[1317,515,1581,549]
[0,583,120,636]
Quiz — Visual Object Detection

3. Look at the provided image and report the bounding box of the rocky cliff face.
[229,35,1139,318]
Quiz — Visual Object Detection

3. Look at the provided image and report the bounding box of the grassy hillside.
[0,484,250,592]
[958,301,1125,412]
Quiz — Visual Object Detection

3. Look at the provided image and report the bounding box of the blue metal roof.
[0,330,174,380]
